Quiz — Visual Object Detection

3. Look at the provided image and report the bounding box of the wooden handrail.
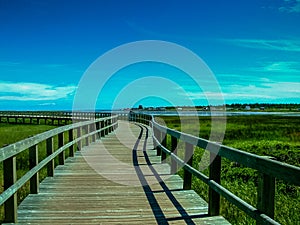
[129,112,299,225]
[0,115,118,223]
[0,111,114,124]
[152,118,300,185]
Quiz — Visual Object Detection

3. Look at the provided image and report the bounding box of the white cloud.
[222,39,300,52]
[0,81,77,101]
[179,80,300,102]
[223,82,300,99]
[251,61,300,73]
[279,0,300,13]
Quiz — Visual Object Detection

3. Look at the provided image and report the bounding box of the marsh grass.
[159,115,300,225]
[0,123,68,222]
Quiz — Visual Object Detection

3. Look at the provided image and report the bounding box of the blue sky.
[0,0,299,110]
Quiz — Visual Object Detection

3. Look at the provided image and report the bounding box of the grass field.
[0,123,60,222]
[0,116,299,224]
[156,115,300,225]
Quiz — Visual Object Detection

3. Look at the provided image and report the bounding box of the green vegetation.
[0,115,299,224]
[0,123,55,148]
[0,123,62,222]
[157,115,300,225]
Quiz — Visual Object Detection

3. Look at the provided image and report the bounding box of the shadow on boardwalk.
[10,121,230,224]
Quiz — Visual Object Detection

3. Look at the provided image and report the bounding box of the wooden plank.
[208,153,221,216]
[10,121,230,225]
[68,129,74,157]
[3,156,17,223]
[257,173,275,224]
[170,136,178,174]
[58,132,65,165]
[152,120,300,186]
[183,142,194,190]
[0,116,118,162]
[46,137,54,177]
[29,144,39,194]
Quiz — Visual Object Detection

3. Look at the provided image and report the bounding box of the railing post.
[58,132,65,165]
[208,153,221,216]
[29,144,39,194]
[101,120,105,137]
[90,123,95,142]
[85,125,89,146]
[69,129,74,157]
[109,118,112,133]
[46,137,54,176]
[96,121,100,139]
[156,129,162,156]
[183,142,194,190]
[161,132,167,162]
[77,126,82,150]
[105,119,109,136]
[3,156,17,223]
[170,136,178,174]
[257,173,275,224]
[113,116,117,130]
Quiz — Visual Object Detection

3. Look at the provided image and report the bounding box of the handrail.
[129,112,300,225]
[0,116,117,162]
[152,119,300,186]
[0,115,118,223]
[0,111,112,122]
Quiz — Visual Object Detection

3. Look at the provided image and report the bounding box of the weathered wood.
[84,125,89,146]
[105,120,109,135]
[183,142,194,190]
[68,129,74,157]
[109,118,112,133]
[58,132,65,165]
[152,119,300,186]
[46,137,54,177]
[156,129,162,156]
[13,121,230,225]
[77,127,82,151]
[91,123,96,142]
[0,116,118,162]
[29,144,39,194]
[3,156,17,223]
[170,136,178,174]
[209,153,221,216]
[161,132,167,162]
[101,120,105,137]
[257,173,275,224]
[96,121,100,139]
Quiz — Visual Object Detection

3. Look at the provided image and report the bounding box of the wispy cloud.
[0,81,77,101]
[221,39,300,52]
[251,61,300,73]
[279,0,300,13]
[179,80,300,102]
[223,81,300,99]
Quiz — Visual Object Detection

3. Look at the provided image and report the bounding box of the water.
[113,110,300,117]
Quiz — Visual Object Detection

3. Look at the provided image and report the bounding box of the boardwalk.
[12,121,230,224]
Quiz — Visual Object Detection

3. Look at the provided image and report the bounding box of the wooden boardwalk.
[11,121,230,224]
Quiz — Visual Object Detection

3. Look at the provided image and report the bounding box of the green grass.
[0,116,299,224]
[0,123,74,222]
[158,115,300,225]
[0,123,56,148]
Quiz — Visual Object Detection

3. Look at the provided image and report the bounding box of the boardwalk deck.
[9,121,230,224]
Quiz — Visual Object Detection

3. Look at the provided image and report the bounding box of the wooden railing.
[0,115,118,223]
[0,111,114,125]
[0,111,112,118]
[129,112,300,225]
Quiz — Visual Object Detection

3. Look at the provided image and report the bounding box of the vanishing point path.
[11,121,230,224]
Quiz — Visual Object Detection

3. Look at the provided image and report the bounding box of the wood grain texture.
[8,121,230,225]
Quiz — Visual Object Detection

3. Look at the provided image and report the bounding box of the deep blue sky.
[0,0,299,110]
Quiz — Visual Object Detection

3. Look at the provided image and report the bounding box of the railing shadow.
[132,123,207,224]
